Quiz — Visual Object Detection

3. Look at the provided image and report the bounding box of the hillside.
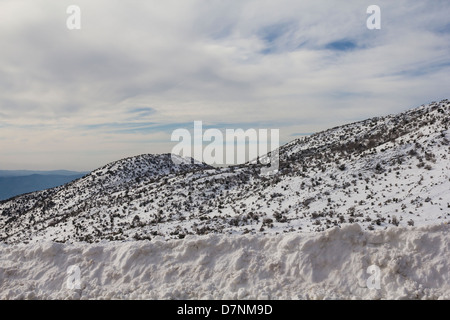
[0,100,449,244]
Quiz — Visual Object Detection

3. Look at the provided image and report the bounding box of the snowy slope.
[1,223,449,299]
[0,100,449,243]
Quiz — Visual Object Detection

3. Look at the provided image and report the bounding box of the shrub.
[391,215,399,226]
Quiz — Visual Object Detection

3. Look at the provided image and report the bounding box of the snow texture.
[1,223,449,300]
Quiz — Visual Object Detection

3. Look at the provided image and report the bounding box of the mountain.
[0,170,87,177]
[0,172,87,201]
[0,99,449,244]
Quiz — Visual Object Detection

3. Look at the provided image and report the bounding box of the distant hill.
[0,170,86,177]
[0,172,87,201]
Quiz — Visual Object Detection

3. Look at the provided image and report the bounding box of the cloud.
[0,0,449,170]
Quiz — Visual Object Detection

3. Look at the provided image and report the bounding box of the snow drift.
[1,223,449,300]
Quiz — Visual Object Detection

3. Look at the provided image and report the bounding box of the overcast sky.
[0,0,449,171]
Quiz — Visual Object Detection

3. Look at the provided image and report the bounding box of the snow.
[1,223,449,300]
[1,100,449,243]
[0,100,449,300]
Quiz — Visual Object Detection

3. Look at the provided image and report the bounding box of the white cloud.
[0,0,449,170]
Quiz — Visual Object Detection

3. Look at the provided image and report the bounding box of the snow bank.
[1,223,449,300]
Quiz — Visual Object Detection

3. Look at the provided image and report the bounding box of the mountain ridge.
[0,99,449,244]
[0,170,88,177]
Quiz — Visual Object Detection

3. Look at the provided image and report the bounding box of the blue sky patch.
[325,39,358,51]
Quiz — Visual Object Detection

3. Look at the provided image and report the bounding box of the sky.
[0,0,449,171]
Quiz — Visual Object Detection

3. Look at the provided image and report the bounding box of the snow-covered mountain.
[1,100,449,244]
